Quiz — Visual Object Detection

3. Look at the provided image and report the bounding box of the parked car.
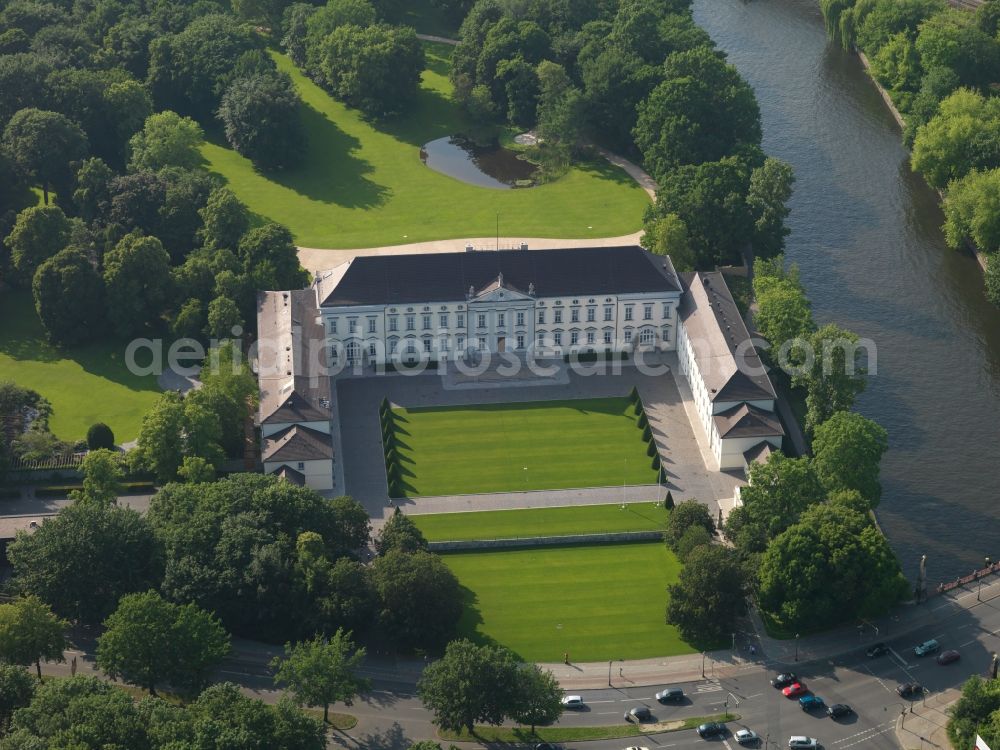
[896,683,924,699]
[734,729,761,746]
[937,649,960,665]
[827,704,853,718]
[788,738,818,749]
[800,695,825,711]
[866,643,889,658]
[914,639,940,657]
[535,744,560,750]
[782,682,807,697]
[561,695,584,709]
[772,673,798,688]
[697,722,727,738]
[628,706,652,722]
[655,687,685,703]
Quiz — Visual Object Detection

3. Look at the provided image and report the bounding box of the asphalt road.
[319,589,1000,749]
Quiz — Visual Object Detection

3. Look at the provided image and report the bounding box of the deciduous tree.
[6,502,162,623]
[796,324,868,433]
[811,411,889,507]
[70,448,123,505]
[128,110,205,172]
[96,590,230,695]
[102,232,172,338]
[32,247,104,344]
[0,596,68,680]
[271,630,369,723]
[5,205,71,281]
[2,108,87,204]
[747,157,795,259]
[218,72,305,170]
[666,544,745,648]
[374,507,428,555]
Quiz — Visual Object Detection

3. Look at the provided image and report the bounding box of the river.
[692,0,1000,583]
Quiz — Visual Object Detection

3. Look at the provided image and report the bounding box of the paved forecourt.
[335,353,745,526]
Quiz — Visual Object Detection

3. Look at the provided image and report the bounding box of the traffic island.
[437,713,739,743]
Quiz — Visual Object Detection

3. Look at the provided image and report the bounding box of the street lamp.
[794,633,800,662]
[885,702,907,728]
[980,556,992,601]
[701,651,707,678]
[608,659,613,687]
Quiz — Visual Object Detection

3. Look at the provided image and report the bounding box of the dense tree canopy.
[912,88,1000,190]
[2,107,88,203]
[758,503,908,631]
[6,502,163,623]
[0,596,68,680]
[102,231,173,337]
[5,204,71,281]
[634,47,761,181]
[96,590,230,695]
[811,411,889,507]
[32,247,104,344]
[724,452,826,555]
[218,72,305,170]
[666,544,746,648]
[128,110,205,172]
[148,474,370,641]
[271,630,369,723]
[370,549,462,651]
[948,676,1000,750]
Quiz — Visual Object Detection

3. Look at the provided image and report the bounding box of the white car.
[735,729,760,746]
[560,695,584,709]
[788,738,818,749]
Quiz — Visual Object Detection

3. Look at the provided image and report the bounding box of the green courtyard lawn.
[443,542,690,661]
[389,397,659,497]
[0,292,160,442]
[200,43,649,249]
[412,502,668,541]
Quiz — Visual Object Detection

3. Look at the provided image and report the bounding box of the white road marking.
[831,721,895,746]
[862,665,892,692]
[744,692,763,699]
[835,725,895,748]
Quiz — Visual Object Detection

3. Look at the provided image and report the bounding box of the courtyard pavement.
[333,353,745,529]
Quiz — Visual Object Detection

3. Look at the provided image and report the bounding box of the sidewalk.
[894,687,958,750]
[753,574,1000,668]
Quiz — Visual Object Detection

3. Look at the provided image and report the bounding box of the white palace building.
[255,245,784,490]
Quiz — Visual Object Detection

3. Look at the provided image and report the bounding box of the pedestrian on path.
[564,652,569,665]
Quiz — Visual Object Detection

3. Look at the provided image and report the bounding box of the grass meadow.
[0,291,160,441]
[388,397,659,496]
[442,542,689,661]
[200,43,649,249]
[412,502,668,541]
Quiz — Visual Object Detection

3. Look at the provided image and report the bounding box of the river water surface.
[692,0,1000,582]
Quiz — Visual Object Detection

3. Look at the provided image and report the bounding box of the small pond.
[420,135,538,189]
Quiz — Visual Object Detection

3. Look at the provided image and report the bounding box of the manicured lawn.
[413,502,667,541]
[200,44,648,249]
[442,542,691,661]
[0,292,160,441]
[389,397,659,497]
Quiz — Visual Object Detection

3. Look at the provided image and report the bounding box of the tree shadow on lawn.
[449,582,528,658]
[574,155,645,188]
[0,292,160,393]
[373,86,465,148]
[210,102,390,209]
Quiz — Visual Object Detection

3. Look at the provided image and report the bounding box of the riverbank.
[855,49,989,273]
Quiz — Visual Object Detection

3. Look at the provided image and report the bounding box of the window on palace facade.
[478,336,487,350]
[644,305,653,320]
[604,330,612,345]
[497,312,505,327]
[571,309,579,323]
[369,342,377,356]
[587,331,595,344]
[457,335,465,349]
[587,308,595,322]
[662,303,671,319]
[604,306,613,321]
[440,335,449,350]
[538,310,545,324]
[554,310,563,324]
[625,307,634,321]
[640,329,655,344]
[348,319,358,334]
[624,330,633,343]
[517,334,525,349]
[571,331,579,345]
[422,314,431,330]
[388,317,398,332]
[329,319,337,334]
[516,311,525,327]
[423,339,431,352]
[368,318,376,333]
[477,313,486,328]
[406,315,415,331]
[554,332,562,346]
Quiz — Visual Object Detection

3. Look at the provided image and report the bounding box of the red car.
[937,650,961,665]
[782,683,807,697]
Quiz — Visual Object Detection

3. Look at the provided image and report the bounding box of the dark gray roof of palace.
[316,246,682,307]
